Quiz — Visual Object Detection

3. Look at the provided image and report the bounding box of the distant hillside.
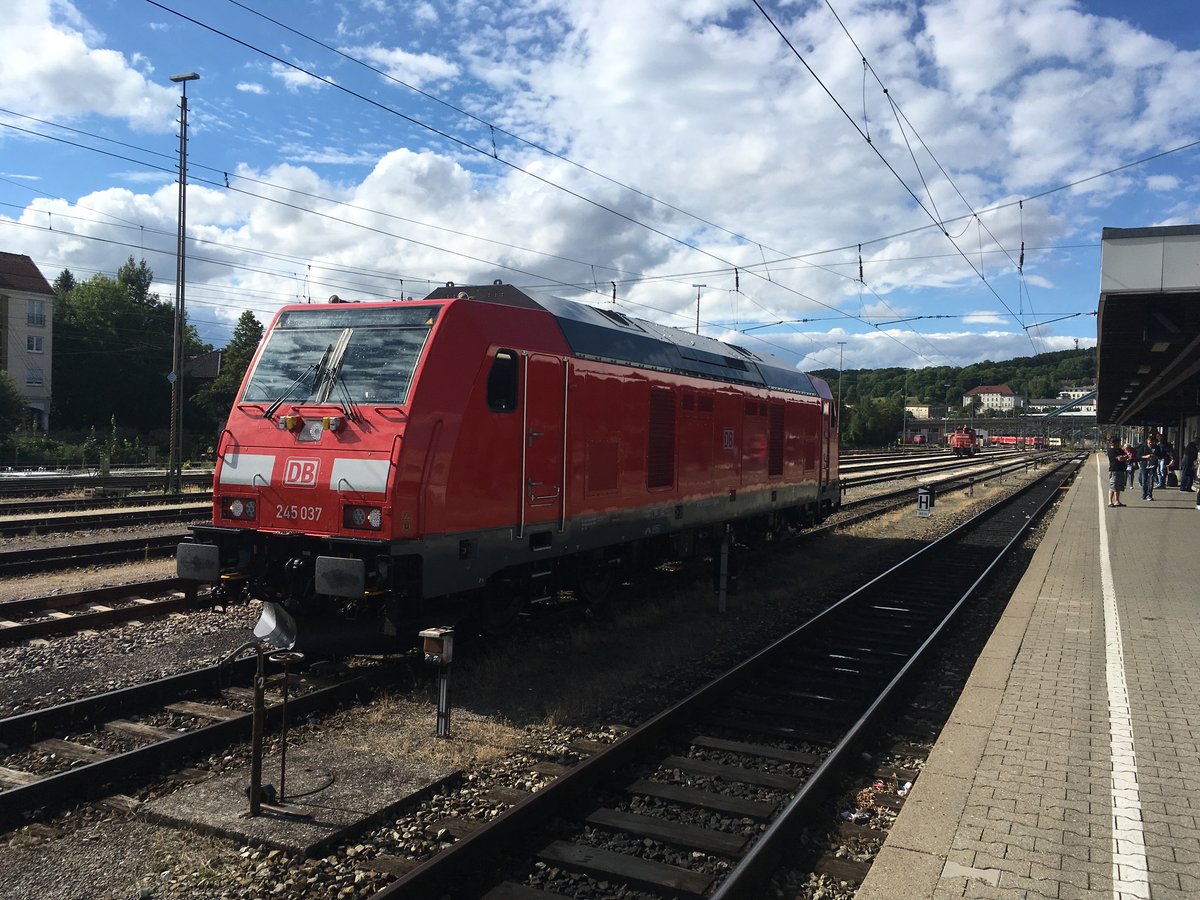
[810,347,1096,447]
[811,348,1096,408]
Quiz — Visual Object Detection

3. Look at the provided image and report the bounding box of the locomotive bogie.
[178,283,840,650]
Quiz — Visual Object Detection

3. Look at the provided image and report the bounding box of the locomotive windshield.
[241,306,439,406]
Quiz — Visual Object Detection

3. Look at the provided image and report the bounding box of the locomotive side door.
[520,353,567,536]
[822,399,833,486]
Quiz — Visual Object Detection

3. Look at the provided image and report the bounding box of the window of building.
[27,298,46,327]
[26,366,44,386]
[27,335,44,353]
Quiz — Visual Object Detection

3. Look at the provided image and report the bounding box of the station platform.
[857,454,1200,900]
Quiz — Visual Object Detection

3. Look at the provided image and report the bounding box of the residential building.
[904,404,947,419]
[1059,384,1096,400]
[962,384,1024,413]
[0,252,54,431]
[1027,388,1097,417]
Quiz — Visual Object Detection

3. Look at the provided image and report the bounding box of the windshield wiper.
[331,369,361,422]
[263,330,353,422]
[263,359,322,421]
[310,343,334,395]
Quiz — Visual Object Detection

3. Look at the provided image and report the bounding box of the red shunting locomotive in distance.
[177,282,841,651]
[948,426,979,457]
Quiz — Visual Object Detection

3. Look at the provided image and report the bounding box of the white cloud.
[269,61,332,93]
[0,0,178,131]
[3,0,1192,367]
[340,44,461,89]
[963,311,1007,325]
[1146,174,1181,192]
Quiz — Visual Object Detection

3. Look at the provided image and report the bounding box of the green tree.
[52,260,176,430]
[117,256,156,306]
[844,395,903,446]
[52,268,76,300]
[192,310,264,430]
[0,370,24,430]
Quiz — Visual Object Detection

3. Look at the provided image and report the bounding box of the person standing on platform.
[1106,437,1128,507]
[1137,433,1161,500]
[1182,438,1199,492]
[1157,435,1173,487]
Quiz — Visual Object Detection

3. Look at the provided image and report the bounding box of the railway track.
[0,654,367,828]
[833,451,1061,527]
[838,447,1043,489]
[0,491,212,519]
[0,534,183,576]
[0,470,212,498]
[369,455,1082,899]
[0,503,210,538]
[0,578,204,645]
[0,459,1050,632]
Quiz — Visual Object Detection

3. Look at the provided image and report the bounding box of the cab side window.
[487,349,519,412]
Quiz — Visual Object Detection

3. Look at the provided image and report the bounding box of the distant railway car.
[948,427,978,457]
[177,283,841,651]
[992,434,1043,449]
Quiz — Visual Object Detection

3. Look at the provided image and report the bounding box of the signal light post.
[166,71,198,494]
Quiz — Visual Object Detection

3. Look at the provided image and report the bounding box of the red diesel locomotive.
[177,282,841,650]
[947,427,978,457]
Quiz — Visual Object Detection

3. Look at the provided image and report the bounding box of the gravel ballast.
[1,467,1059,899]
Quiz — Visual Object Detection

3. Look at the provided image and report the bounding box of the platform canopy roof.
[1096,225,1200,426]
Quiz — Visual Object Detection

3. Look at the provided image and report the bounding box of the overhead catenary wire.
[207,0,1130,366]
[0,110,942,371]
[752,0,1035,352]
[0,104,1126,368]
[2,1,1180,364]
[138,0,956,367]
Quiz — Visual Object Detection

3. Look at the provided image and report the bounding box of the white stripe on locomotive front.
[218,453,276,486]
[329,458,390,494]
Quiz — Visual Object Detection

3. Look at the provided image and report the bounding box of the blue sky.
[1,0,1198,373]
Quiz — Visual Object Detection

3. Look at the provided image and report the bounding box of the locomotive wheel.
[475,583,525,634]
[575,550,617,607]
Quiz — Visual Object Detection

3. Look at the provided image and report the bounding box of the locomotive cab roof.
[422,282,827,397]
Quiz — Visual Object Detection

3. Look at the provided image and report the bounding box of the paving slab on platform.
[143,743,454,857]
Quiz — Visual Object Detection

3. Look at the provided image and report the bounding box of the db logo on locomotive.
[283,458,320,487]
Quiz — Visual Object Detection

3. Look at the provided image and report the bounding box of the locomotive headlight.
[221,496,257,521]
[344,504,384,530]
[299,419,324,442]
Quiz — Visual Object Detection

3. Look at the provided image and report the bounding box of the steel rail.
[710,456,1084,898]
[371,456,1082,899]
[0,534,183,575]
[0,504,211,537]
[0,578,203,645]
[0,658,366,827]
[0,491,212,518]
[0,471,212,498]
